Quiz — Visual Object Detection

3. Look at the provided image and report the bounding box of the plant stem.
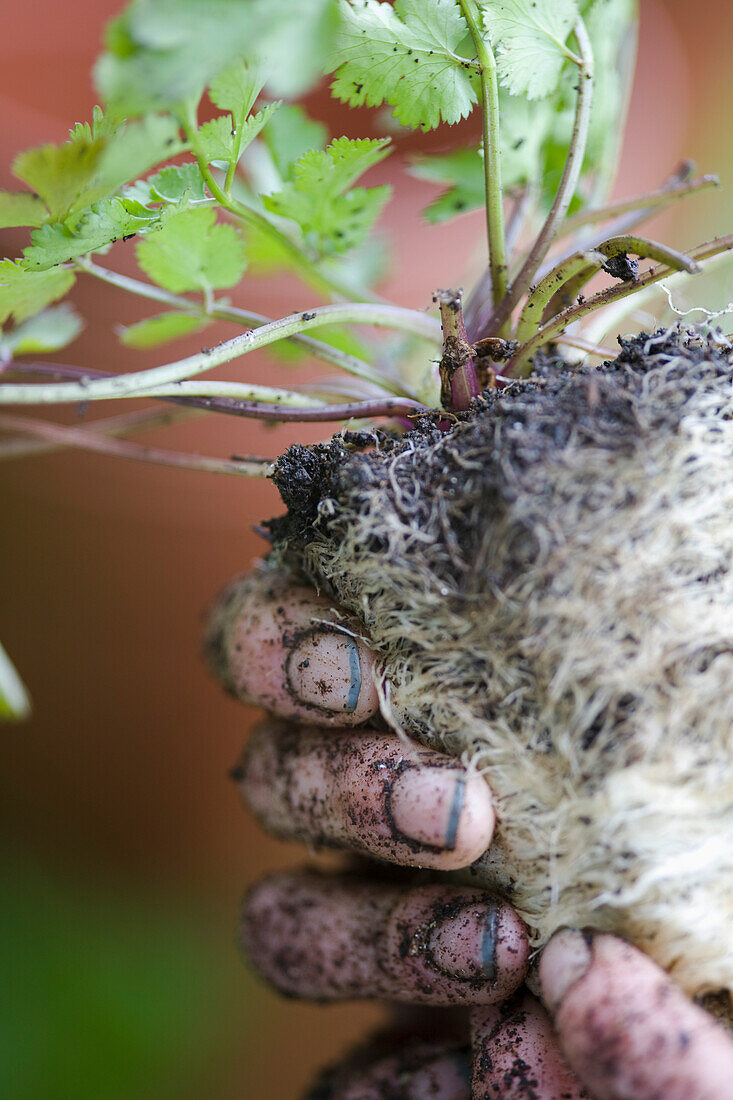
[515,250,605,343]
[0,303,442,406]
[560,173,719,237]
[164,395,428,422]
[465,188,533,341]
[5,361,428,423]
[596,235,700,273]
[0,405,200,460]
[458,0,507,305]
[517,235,700,342]
[0,413,274,477]
[75,258,394,392]
[118,381,324,405]
[482,16,595,338]
[507,232,733,375]
[436,289,480,410]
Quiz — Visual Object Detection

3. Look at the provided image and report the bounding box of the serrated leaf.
[94,113,185,193]
[23,198,163,270]
[264,137,391,257]
[118,310,209,348]
[330,0,479,130]
[0,192,48,230]
[199,102,280,169]
[287,137,390,196]
[0,261,76,325]
[124,163,207,205]
[0,640,31,721]
[209,61,263,119]
[135,207,247,293]
[263,105,328,180]
[13,136,108,221]
[12,112,184,221]
[236,104,280,158]
[481,0,579,100]
[198,116,236,164]
[1,304,83,356]
[95,0,338,114]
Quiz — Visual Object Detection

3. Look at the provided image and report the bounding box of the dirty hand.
[207,567,733,1100]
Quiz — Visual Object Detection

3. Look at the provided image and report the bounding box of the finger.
[304,1039,471,1099]
[233,719,495,870]
[205,568,380,725]
[242,870,529,1006]
[539,929,733,1100]
[471,994,589,1099]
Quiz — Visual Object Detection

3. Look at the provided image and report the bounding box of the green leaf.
[0,640,31,721]
[12,112,184,221]
[23,198,164,270]
[199,101,279,169]
[481,0,579,99]
[262,105,328,180]
[13,135,107,221]
[242,221,297,273]
[124,163,207,205]
[94,113,185,193]
[330,0,479,131]
[264,137,391,257]
[0,191,47,230]
[197,116,236,164]
[209,61,263,118]
[235,103,280,158]
[582,0,636,177]
[1,304,83,356]
[118,310,209,348]
[410,149,484,224]
[95,0,338,114]
[135,207,247,292]
[0,260,76,325]
[411,94,556,222]
[262,0,341,99]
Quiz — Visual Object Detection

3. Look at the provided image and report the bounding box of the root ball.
[267,327,733,999]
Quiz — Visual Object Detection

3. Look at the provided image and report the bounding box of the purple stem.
[434,290,480,411]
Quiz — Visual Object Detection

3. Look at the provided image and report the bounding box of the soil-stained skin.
[472,994,589,1099]
[540,933,733,1100]
[232,718,495,870]
[204,570,380,725]
[304,1038,472,1099]
[241,870,529,1007]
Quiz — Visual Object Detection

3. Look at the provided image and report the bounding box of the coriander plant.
[0,0,729,713]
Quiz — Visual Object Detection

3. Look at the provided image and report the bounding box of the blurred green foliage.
[0,853,258,1100]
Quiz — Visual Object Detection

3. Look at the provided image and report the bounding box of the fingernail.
[388,769,467,852]
[427,903,499,982]
[539,929,592,1015]
[285,630,363,714]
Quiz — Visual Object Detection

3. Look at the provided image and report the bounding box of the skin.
[207,567,733,1099]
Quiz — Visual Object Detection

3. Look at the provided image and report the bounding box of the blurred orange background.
[1,1,731,1096]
